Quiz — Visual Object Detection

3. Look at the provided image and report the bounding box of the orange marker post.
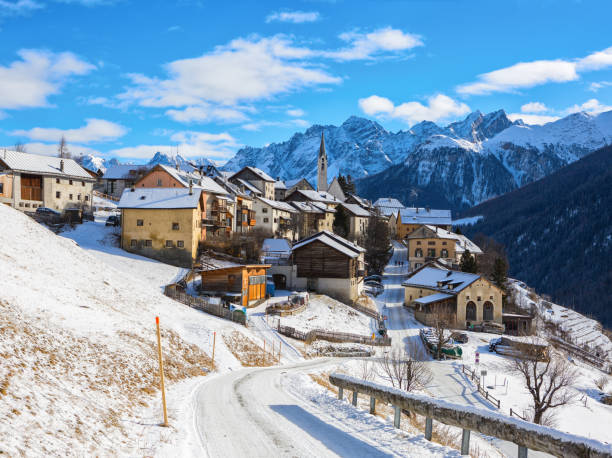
[211,331,216,368]
[155,316,169,427]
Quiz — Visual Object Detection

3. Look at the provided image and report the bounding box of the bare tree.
[57,135,71,158]
[507,346,579,425]
[14,142,27,153]
[430,303,455,361]
[377,341,432,392]
[358,359,375,382]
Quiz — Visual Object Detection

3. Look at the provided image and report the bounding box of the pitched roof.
[374,197,404,209]
[346,193,371,208]
[289,201,324,213]
[409,225,482,254]
[326,177,346,202]
[340,202,371,217]
[153,164,228,195]
[232,166,275,182]
[285,177,313,190]
[234,178,263,195]
[292,230,365,258]
[118,188,202,209]
[292,189,340,203]
[262,238,291,255]
[214,176,251,199]
[402,267,480,294]
[413,293,454,305]
[255,196,297,213]
[399,207,452,226]
[274,180,287,190]
[102,164,146,179]
[0,150,93,179]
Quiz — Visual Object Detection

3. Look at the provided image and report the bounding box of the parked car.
[489,337,502,352]
[473,321,505,334]
[36,207,60,216]
[451,332,469,344]
[106,215,120,226]
[365,274,383,283]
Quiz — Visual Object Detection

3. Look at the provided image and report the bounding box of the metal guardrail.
[329,373,612,458]
[277,324,391,346]
[163,284,246,325]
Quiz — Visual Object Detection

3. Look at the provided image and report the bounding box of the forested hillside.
[461,146,612,328]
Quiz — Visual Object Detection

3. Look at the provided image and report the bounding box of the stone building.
[406,225,482,270]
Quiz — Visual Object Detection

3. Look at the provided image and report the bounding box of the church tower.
[317,132,328,192]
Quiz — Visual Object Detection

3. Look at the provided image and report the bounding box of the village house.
[274,179,287,201]
[395,207,452,239]
[373,197,405,217]
[198,260,271,307]
[0,150,95,214]
[101,164,148,198]
[213,176,256,234]
[403,265,504,330]
[118,187,206,267]
[289,201,335,237]
[252,196,298,240]
[291,231,365,304]
[284,177,314,195]
[229,166,275,200]
[406,224,482,270]
[284,188,341,209]
[339,202,371,242]
[345,193,373,211]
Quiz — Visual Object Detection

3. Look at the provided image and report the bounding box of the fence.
[510,408,527,421]
[550,336,612,374]
[461,365,501,409]
[163,284,247,326]
[265,301,307,317]
[277,324,391,346]
[93,190,120,202]
[329,373,612,458]
[346,300,380,320]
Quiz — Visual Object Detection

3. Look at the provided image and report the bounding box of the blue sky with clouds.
[1,0,612,163]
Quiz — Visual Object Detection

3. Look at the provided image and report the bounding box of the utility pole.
[155,316,169,427]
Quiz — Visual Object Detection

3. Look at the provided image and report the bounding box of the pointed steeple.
[319,131,326,157]
[317,131,328,192]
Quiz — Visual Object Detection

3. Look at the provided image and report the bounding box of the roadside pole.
[212,331,216,368]
[278,341,282,362]
[155,316,169,427]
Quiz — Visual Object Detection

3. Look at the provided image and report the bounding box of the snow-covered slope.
[225,110,612,210]
[0,205,227,455]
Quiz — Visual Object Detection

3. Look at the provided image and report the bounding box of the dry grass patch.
[222,330,276,367]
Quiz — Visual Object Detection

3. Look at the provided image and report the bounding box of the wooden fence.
[330,373,612,458]
[461,365,501,409]
[163,284,247,326]
[550,336,612,374]
[277,324,391,346]
[93,190,120,202]
[265,301,308,317]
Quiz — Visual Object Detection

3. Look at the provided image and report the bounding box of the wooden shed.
[199,264,271,307]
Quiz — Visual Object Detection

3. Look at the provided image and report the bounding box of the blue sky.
[1,0,612,164]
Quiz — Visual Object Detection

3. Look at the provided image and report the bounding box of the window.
[69,194,73,200]
[56,178,60,184]
[441,249,448,258]
[77,194,81,201]
[414,248,423,257]
[264,217,269,223]
[137,219,143,226]
[0,183,3,195]
[427,248,436,257]
[165,240,173,248]
[249,275,266,285]
[172,222,180,230]
[157,179,162,186]
[85,195,89,202]
[145,240,152,247]
[466,301,477,321]
[483,302,494,321]
[81,181,85,186]
[273,218,277,223]
[262,207,268,213]
[130,239,137,247]
[477,296,482,301]
[416,241,421,245]
[69,180,73,185]
[428,241,435,245]
[177,240,184,248]
[442,241,447,246]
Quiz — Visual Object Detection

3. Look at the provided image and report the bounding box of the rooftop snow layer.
[340,202,371,217]
[0,150,93,179]
[399,207,452,225]
[403,267,479,293]
[118,188,202,209]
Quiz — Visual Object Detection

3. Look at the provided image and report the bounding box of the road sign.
[480,369,487,376]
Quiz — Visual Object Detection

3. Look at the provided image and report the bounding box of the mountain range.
[225,110,612,211]
[460,145,612,328]
[78,151,215,175]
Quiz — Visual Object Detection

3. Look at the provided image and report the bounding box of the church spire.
[317,131,328,192]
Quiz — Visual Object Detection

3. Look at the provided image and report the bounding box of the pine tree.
[460,249,478,273]
[492,257,508,290]
[364,209,391,274]
[345,174,356,194]
[333,205,350,238]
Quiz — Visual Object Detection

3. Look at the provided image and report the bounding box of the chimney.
[60,160,64,172]
[426,206,430,213]
[176,162,180,171]
[189,179,193,195]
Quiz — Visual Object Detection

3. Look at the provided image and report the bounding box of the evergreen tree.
[460,249,478,273]
[492,257,508,290]
[364,210,391,274]
[333,205,350,238]
[345,174,356,194]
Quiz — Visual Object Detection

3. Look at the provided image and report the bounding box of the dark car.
[106,215,120,226]
[451,332,469,344]
[36,207,60,216]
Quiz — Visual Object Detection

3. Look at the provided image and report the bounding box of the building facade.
[406,225,482,270]
[252,197,297,240]
[229,166,275,200]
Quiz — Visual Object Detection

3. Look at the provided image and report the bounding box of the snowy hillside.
[225,110,612,210]
[0,205,229,455]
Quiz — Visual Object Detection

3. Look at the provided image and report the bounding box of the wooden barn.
[198,262,271,307]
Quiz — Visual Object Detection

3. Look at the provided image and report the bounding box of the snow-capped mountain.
[224,110,612,210]
[147,152,216,172]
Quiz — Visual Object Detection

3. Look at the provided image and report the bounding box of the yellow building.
[406,224,482,270]
[403,265,504,330]
[395,207,452,240]
[118,187,206,267]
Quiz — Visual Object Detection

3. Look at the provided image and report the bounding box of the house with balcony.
[229,166,276,200]
[406,225,482,270]
[118,187,206,267]
[402,265,504,330]
[291,231,365,304]
[0,150,95,214]
[253,196,298,240]
[288,201,335,238]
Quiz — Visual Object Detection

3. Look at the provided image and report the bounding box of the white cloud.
[0,49,95,110]
[0,0,42,16]
[12,119,127,143]
[457,45,612,96]
[588,81,612,92]
[564,98,612,115]
[286,108,305,117]
[359,93,470,126]
[324,27,423,61]
[520,102,548,113]
[241,118,309,131]
[165,105,248,123]
[507,113,560,125]
[266,10,320,23]
[108,131,240,161]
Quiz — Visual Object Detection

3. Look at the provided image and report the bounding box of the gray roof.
[292,230,365,258]
[235,178,262,195]
[293,189,340,203]
[374,197,404,209]
[285,177,312,189]
[102,164,146,180]
[413,293,454,305]
[118,188,202,209]
[0,150,93,179]
[232,166,275,182]
[289,201,324,213]
[399,207,452,226]
[274,180,287,190]
[340,202,371,217]
[256,196,297,213]
[402,267,480,293]
[154,164,228,195]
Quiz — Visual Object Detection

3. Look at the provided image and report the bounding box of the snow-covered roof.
[289,201,324,213]
[347,193,371,208]
[310,201,335,213]
[403,267,480,293]
[256,196,297,213]
[374,197,404,209]
[285,177,312,189]
[292,189,340,203]
[274,180,287,190]
[410,225,482,254]
[235,178,262,195]
[153,164,229,195]
[102,164,146,180]
[399,207,452,226]
[0,150,94,179]
[262,238,291,255]
[340,202,371,217]
[118,188,202,209]
[413,293,454,305]
[292,230,365,258]
[232,166,275,182]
